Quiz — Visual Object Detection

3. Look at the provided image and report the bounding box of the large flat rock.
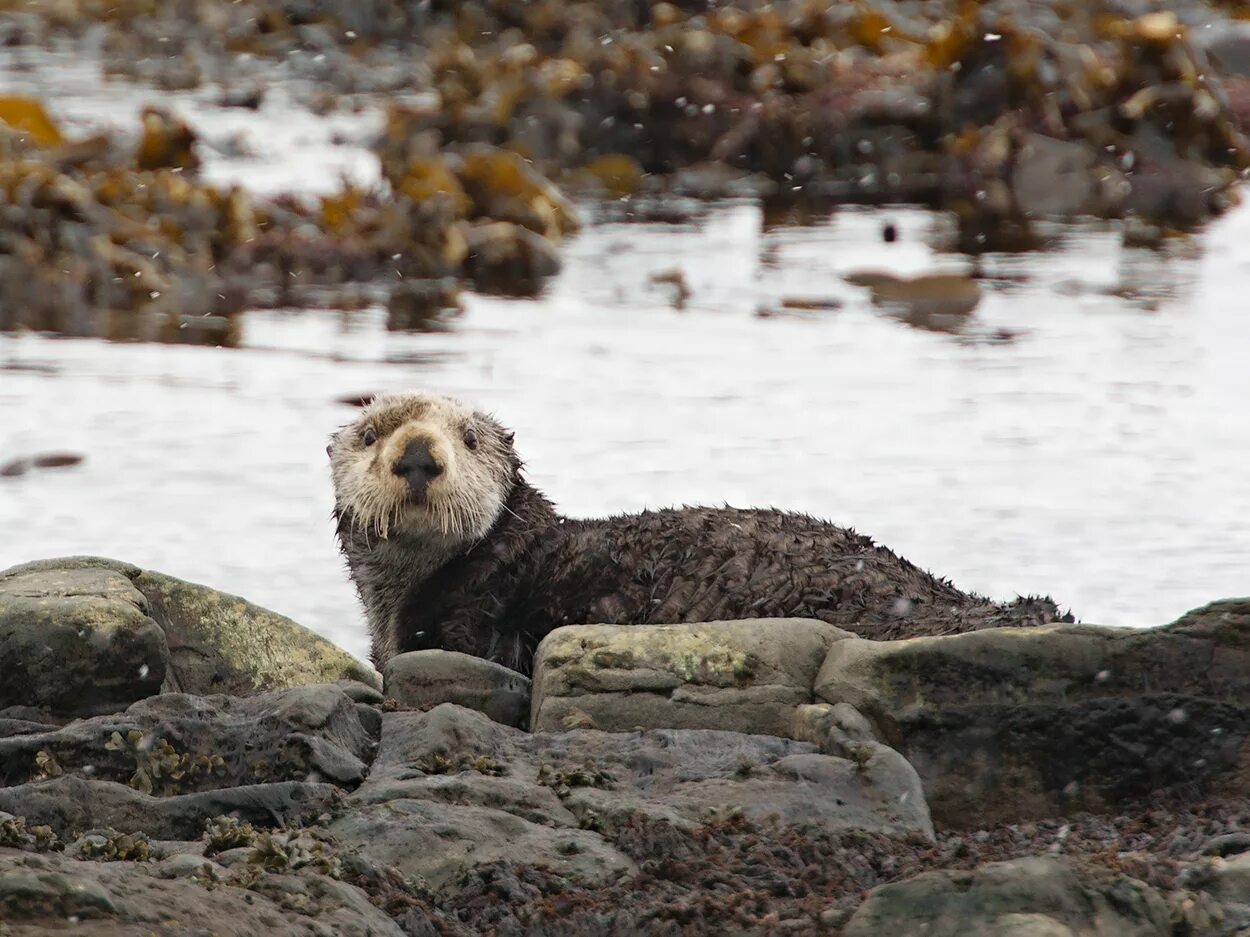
[815,599,1250,825]
[531,618,850,736]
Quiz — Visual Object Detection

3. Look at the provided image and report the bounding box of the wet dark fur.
[389,477,1070,676]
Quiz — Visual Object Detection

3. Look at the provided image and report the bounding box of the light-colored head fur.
[329,392,514,544]
[329,392,519,666]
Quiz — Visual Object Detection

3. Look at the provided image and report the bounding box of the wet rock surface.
[8,555,1250,933]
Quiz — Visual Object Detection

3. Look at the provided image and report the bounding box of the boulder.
[0,563,167,716]
[134,568,380,695]
[384,649,530,727]
[843,855,1172,937]
[0,683,379,792]
[814,600,1250,825]
[0,557,379,706]
[531,619,849,736]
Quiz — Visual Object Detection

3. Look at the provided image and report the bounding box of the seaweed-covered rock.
[0,103,572,339]
[531,619,850,737]
[0,683,379,791]
[0,846,408,936]
[462,220,563,296]
[331,702,932,893]
[0,776,338,841]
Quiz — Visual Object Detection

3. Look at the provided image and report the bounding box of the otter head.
[329,392,518,547]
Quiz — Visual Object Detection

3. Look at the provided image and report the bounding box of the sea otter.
[330,392,1069,674]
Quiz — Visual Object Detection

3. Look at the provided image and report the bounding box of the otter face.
[329,392,517,544]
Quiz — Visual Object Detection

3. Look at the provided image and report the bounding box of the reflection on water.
[3,199,1249,662]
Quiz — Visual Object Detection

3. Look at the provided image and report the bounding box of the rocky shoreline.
[5,0,1250,338]
[2,555,1250,935]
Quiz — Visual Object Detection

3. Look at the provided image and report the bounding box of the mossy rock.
[134,569,379,695]
[0,557,378,712]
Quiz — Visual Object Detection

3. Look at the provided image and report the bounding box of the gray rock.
[791,702,931,837]
[814,603,1250,825]
[0,564,167,716]
[843,855,1172,937]
[332,797,634,893]
[1203,832,1250,858]
[331,703,932,893]
[0,683,378,791]
[154,851,224,880]
[334,705,633,890]
[532,619,849,736]
[0,854,117,920]
[1204,850,1250,901]
[0,776,339,840]
[384,649,530,727]
[0,847,408,936]
[0,557,380,714]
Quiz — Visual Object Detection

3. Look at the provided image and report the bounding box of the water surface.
[2,50,1248,661]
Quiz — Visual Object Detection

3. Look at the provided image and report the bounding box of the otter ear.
[503,431,515,445]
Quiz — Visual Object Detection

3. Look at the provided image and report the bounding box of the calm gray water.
[3,50,1249,662]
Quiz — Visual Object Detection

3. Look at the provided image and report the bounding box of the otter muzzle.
[393,438,443,499]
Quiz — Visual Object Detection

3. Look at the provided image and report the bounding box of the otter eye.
[463,427,479,450]
[362,427,378,447]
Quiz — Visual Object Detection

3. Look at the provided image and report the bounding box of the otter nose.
[393,439,443,494]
